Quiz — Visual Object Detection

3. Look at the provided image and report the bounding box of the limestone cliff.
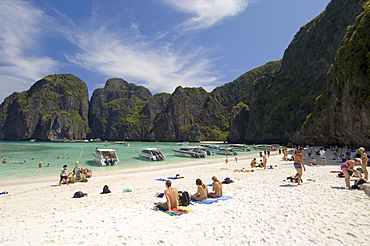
[296,1,370,147]
[227,0,366,144]
[0,74,89,140]
[88,78,161,140]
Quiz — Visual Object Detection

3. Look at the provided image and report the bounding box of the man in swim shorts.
[154,180,179,212]
[320,148,327,165]
[293,148,306,185]
[59,165,69,186]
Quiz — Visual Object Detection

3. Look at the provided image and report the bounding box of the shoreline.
[0,151,254,190]
[1,149,369,245]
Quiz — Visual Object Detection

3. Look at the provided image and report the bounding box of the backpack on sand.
[178,191,190,206]
[100,185,111,194]
[73,191,87,198]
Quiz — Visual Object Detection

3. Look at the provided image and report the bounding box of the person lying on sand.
[154,180,179,212]
[208,176,222,198]
[190,179,208,201]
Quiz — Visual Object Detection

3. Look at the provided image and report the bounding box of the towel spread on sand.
[190,195,233,204]
[154,205,190,216]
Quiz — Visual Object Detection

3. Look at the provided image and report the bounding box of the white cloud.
[164,0,249,31]
[0,0,59,102]
[66,26,221,94]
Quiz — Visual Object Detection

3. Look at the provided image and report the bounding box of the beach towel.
[155,178,169,181]
[153,205,189,216]
[190,195,233,204]
[167,176,184,179]
[233,169,256,173]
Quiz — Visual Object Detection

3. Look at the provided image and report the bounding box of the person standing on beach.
[293,148,306,185]
[59,165,69,186]
[154,180,179,212]
[359,147,368,180]
[320,148,327,166]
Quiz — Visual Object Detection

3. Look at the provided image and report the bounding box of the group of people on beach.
[154,176,223,212]
[292,146,369,188]
[58,161,92,186]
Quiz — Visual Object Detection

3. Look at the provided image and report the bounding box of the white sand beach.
[1,150,370,245]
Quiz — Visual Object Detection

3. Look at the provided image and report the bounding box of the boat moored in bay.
[138,148,166,161]
[93,149,119,166]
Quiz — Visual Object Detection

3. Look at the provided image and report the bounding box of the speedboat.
[138,148,166,161]
[228,144,250,151]
[214,147,237,156]
[104,141,130,146]
[172,146,208,158]
[177,142,190,146]
[253,144,277,150]
[93,149,119,166]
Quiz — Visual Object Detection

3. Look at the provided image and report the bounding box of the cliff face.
[296,1,370,147]
[88,78,153,140]
[152,86,210,141]
[0,74,89,140]
[227,0,366,144]
[0,0,368,144]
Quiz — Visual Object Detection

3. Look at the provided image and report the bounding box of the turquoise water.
[0,141,258,185]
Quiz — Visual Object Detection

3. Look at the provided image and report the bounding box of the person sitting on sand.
[250,158,257,168]
[190,179,208,201]
[59,165,69,186]
[208,176,222,198]
[341,158,362,189]
[293,147,306,185]
[309,158,317,166]
[154,180,179,212]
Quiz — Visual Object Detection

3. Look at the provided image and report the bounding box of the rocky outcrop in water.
[0,74,89,140]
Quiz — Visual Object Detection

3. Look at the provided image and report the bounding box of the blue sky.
[0,0,331,103]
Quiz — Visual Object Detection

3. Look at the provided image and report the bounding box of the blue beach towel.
[190,195,233,204]
[155,178,169,181]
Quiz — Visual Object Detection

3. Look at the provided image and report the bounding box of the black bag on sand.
[222,177,233,184]
[178,191,190,206]
[351,178,368,189]
[73,191,87,198]
[100,185,111,194]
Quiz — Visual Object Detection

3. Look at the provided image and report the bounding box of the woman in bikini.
[293,147,305,185]
[190,179,208,201]
[359,147,368,180]
[341,158,362,188]
[208,176,222,198]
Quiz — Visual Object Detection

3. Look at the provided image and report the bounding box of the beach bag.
[352,178,368,190]
[101,185,111,194]
[222,177,233,184]
[178,191,190,206]
[73,191,87,198]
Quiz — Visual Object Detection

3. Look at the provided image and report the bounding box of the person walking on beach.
[59,165,69,186]
[154,180,179,212]
[359,147,369,180]
[293,147,306,185]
